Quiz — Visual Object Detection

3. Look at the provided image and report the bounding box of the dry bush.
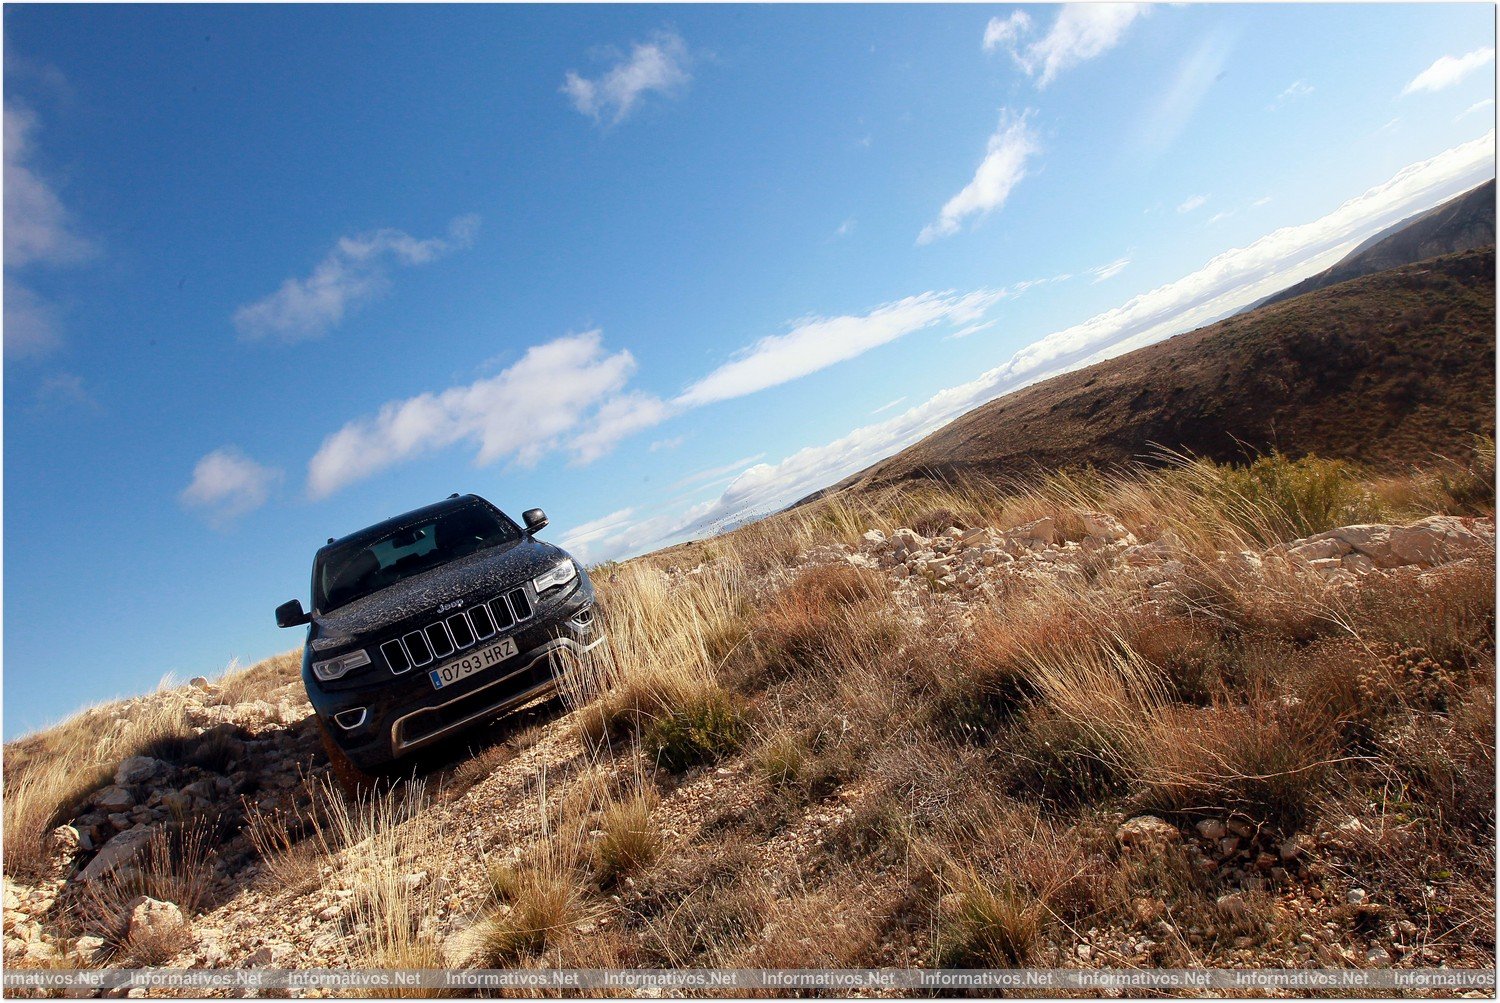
[73,814,223,962]
[635,838,770,966]
[642,682,745,772]
[593,790,661,883]
[1345,559,1495,670]
[212,649,303,706]
[301,779,446,973]
[4,697,197,880]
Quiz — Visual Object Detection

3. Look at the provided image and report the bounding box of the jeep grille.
[379,586,535,673]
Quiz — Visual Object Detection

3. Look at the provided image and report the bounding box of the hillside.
[3,447,1496,983]
[847,247,1495,492]
[1258,179,1495,310]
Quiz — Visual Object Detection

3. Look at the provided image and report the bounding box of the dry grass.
[3,695,198,880]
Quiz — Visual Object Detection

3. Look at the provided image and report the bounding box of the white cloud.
[569,392,676,465]
[32,371,101,413]
[1089,257,1131,283]
[671,453,766,491]
[589,131,1496,562]
[562,30,690,125]
[649,436,685,452]
[834,217,857,238]
[1133,33,1232,158]
[985,4,1149,87]
[1457,98,1495,122]
[1177,194,1208,213]
[1252,196,1273,207]
[181,447,281,526]
[1403,48,1495,95]
[918,111,1039,244]
[870,397,908,416]
[558,507,639,562]
[4,278,62,358]
[948,319,998,340]
[1207,211,1234,225]
[1269,80,1314,110]
[306,330,644,498]
[5,102,94,359]
[4,103,92,269]
[233,215,479,342]
[675,288,1005,407]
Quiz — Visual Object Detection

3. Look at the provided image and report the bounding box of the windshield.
[313,502,521,611]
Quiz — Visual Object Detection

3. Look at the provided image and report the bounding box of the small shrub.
[935,873,1040,967]
[594,793,661,883]
[755,730,809,788]
[643,684,744,771]
[1210,452,1377,541]
[1005,712,1129,808]
[479,861,589,962]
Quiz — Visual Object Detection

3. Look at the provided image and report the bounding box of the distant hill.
[1255,179,1494,310]
[838,246,1495,492]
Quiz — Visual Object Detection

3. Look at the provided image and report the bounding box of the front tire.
[316,716,378,796]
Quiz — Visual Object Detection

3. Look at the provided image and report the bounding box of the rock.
[75,827,155,883]
[1346,888,1367,905]
[403,871,428,889]
[189,677,212,691]
[1288,538,1348,562]
[1307,557,1345,574]
[1081,511,1132,543]
[1010,517,1057,545]
[93,787,135,812]
[1215,893,1250,919]
[1224,819,1255,839]
[1075,943,1092,960]
[1365,945,1392,967]
[245,943,293,967]
[1195,819,1227,842]
[47,825,82,858]
[114,757,162,786]
[1390,515,1492,566]
[958,527,992,547]
[1219,836,1241,857]
[180,780,217,801]
[127,897,185,942]
[859,529,886,548]
[1117,816,1180,848]
[1342,553,1377,575]
[74,935,106,961]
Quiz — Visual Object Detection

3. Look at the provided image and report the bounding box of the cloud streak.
[918,111,1039,244]
[563,30,690,125]
[234,215,479,343]
[1403,48,1494,95]
[984,4,1149,87]
[574,132,1496,562]
[676,289,1006,406]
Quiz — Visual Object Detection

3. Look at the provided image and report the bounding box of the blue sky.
[4,4,1495,732]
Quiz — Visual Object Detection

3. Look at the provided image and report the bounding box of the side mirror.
[275,599,311,628]
[523,508,549,534]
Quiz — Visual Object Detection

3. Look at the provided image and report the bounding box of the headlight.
[312,648,371,682]
[533,558,578,594]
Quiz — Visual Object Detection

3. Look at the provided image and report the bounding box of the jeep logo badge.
[436,600,463,614]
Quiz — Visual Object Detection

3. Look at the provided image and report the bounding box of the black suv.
[275,493,600,782]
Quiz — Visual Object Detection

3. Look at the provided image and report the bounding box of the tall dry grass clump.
[4,696,198,880]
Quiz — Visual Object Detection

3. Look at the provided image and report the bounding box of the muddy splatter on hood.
[309,538,565,648]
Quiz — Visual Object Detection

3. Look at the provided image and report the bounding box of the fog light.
[333,707,368,730]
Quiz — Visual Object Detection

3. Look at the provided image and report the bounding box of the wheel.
[316,716,379,797]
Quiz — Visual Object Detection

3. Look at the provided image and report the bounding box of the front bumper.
[306,580,601,772]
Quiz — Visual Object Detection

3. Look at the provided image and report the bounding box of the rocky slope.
[3,506,1493,986]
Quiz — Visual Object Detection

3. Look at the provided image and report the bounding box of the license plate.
[429,637,519,690]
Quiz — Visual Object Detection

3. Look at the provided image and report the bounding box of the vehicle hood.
[309,537,566,649]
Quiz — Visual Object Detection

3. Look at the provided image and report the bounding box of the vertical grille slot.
[404,630,434,667]
[381,639,412,674]
[468,603,496,640]
[425,622,455,660]
[489,595,516,631]
[508,587,533,621]
[447,613,475,649]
